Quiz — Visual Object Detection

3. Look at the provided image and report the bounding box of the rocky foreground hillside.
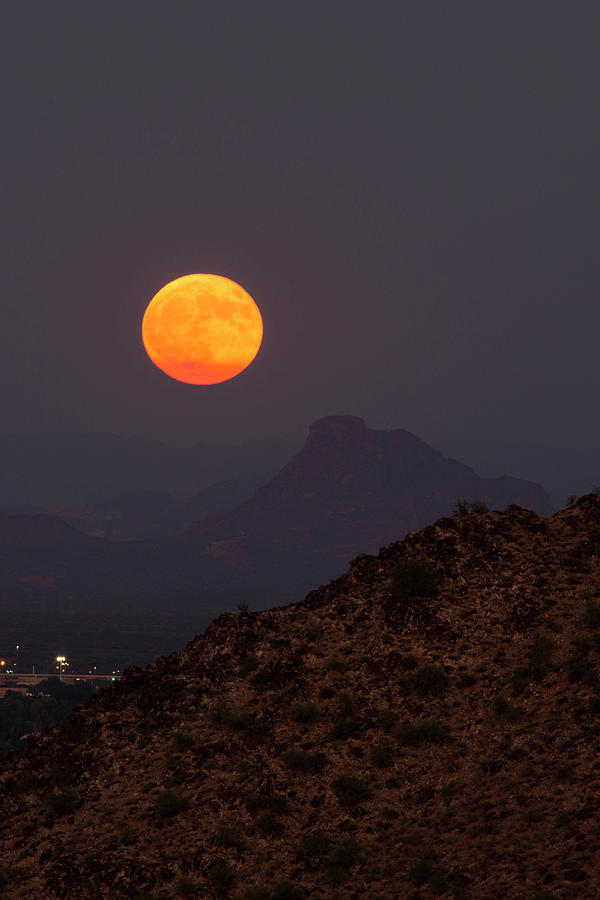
[2,496,600,899]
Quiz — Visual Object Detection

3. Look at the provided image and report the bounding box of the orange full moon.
[141,274,263,385]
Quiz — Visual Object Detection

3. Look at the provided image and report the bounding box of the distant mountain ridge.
[189,415,551,580]
[0,432,299,507]
[0,416,551,670]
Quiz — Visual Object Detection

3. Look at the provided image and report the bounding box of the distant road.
[0,673,118,685]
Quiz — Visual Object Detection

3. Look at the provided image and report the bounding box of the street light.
[56,655,68,676]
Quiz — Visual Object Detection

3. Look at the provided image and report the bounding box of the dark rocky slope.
[1,495,600,898]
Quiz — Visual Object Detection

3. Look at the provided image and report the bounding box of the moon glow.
[142,274,263,385]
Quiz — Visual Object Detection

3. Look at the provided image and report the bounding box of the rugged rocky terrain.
[2,495,599,899]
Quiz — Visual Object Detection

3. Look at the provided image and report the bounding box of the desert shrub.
[395,719,448,745]
[526,636,554,679]
[237,602,249,615]
[588,695,600,715]
[50,766,76,787]
[391,559,439,600]
[305,624,323,642]
[272,883,305,900]
[245,792,287,814]
[331,717,361,740]
[175,878,201,897]
[511,666,531,696]
[454,498,488,516]
[299,830,331,859]
[411,664,449,697]
[210,703,268,740]
[492,695,523,722]
[324,837,362,883]
[332,775,372,807]
[492,695,510,714]
[290,702,320,724]
[207,860,235,896]
[376,708,397,732]
[415,784,435,802]
[121,825,137,846]
[409,859,433,885]
[171,730,195,751]
[337,692,357,716]
[567,653,597,685]
[369,738,396,767]
[243,890,271,900]
[155,790,189,818]
[45,789,81,816]
[398,652,419,670]
[583,600,600,629]
[282,748,322,773]
[257,812,284,836]
[239,655,260,677]
[324,657,346,673]
[214,822,240,848]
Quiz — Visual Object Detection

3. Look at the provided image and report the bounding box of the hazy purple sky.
[3,2,599,447]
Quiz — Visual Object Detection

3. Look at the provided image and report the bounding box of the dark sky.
[3,1,599,447]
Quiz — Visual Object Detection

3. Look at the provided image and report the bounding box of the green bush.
[299,830,331,858]
[376,708,397,732]
[171,730,195,751]
[244,792,287,814]
[155,790,189,818]
[332,775,372,807]
[395,719,448,746]
[257,812,284,836]
[239,654,260,677]
[567,653,597,685]
[282,748,322,773]
[337,692,357,716]
[290,702,320,724]
[331,717,361,740]
[272,882,305,900]
[411,664,449,697]
[305,624,323,642]
[454,498,488,516]
[45,789,81,817]
[324,657,346,672]
[324,837,362,883]
[409,859,433,885]
[584,600,600,629]
[391,559,439,600]
[369,738,396,767]
[492,695,523,722]
[207,860,236,896]
[214,822,240,848]
[175,878,201,897]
